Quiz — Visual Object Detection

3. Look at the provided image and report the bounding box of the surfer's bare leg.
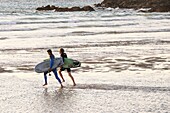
[66,68,76,86]
[68,72,76,86]
[58,70,65,82]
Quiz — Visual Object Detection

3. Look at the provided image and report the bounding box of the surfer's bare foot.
[73,83,76,86]
[62,80,65,82]
[43,83,47,86]
[61,84,64,88]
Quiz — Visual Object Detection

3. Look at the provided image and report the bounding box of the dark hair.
[60,48,64,53]
[47,49,52,53]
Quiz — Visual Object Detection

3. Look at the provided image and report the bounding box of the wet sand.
[0,38,170,112]
[0,64,170,113]
[0,4,170,112]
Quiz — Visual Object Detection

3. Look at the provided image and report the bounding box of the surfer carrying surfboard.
[43,49,63,88]
[58,48,76,86]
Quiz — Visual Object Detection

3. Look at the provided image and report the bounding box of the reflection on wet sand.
[0,67,13,73]
[16,65,34,71]
[41,87,77,113]
[2,55,169,73]
[79,56,170,72]
[72,84,170,92]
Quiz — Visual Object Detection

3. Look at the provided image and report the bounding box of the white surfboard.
[35,57,64,73]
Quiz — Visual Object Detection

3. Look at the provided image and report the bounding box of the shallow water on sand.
[0,11,170,74]
[0,0,170,112]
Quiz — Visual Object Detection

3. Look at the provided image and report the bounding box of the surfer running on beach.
[43,49,63,88]
[58,48,76,86]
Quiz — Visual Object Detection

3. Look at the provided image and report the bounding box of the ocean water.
[0,0,170,72]
[0,0,170,113]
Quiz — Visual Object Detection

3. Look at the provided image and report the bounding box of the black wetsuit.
[60,53,71,72]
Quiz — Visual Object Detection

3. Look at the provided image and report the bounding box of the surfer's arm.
[48,59,54,72]
[50,59,54,69]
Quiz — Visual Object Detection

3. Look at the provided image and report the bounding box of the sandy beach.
[0,68,170,113]
[0,0,170,112]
